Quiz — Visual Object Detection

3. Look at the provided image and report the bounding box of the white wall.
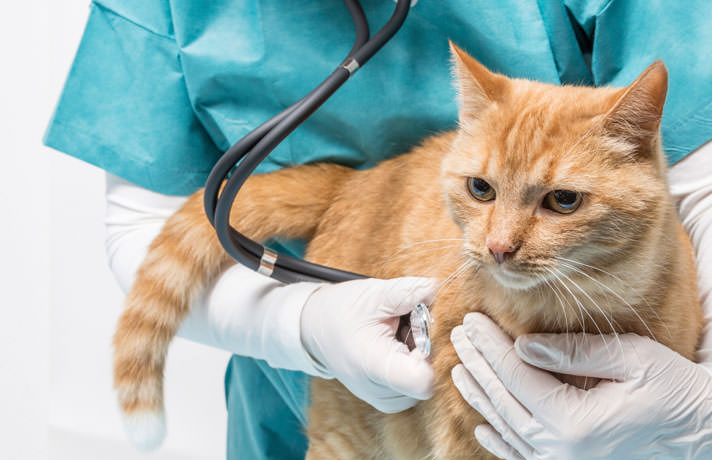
[2,1,230,459]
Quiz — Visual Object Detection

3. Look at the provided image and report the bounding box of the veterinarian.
[46,1,712,459]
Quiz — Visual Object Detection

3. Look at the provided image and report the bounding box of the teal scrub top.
[45,1,712,459]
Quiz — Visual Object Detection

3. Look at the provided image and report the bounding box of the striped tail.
[112,163,350,449]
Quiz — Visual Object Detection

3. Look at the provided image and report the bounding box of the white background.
[1,1,231,459]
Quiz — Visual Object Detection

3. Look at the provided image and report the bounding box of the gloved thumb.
[377,277,438,317]
[514,332,650,381]
[367,338,434,400]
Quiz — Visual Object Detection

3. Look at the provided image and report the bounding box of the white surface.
[50,153,230,460]
[0,2,51,459]
[1,1,230,459]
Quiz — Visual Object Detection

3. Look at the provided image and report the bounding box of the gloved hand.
[450,312,712,460]
[300,277,436,413]
[105,173,436,414]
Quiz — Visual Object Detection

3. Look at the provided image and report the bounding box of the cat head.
[442,43,670,291]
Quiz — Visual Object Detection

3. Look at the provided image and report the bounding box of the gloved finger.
[367,393,419,414]
[475,424,526,460]
[514,332,653,381]
[451,326,534,434]
[452,364,535,459]
[377,277,438,317]
[462,314,576,423]
[366,338,434,400]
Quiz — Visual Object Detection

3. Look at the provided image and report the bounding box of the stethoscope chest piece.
[410,303,434,357]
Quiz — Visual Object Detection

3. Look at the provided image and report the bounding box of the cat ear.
[602,61,668,158]
[449,41,509,119]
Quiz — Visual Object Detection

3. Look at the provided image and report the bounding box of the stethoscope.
[203,0,433,356]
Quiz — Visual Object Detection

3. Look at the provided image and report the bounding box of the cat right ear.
[601,61,668,160]
[449,41,509,120]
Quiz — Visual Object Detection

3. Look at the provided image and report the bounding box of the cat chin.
[489,268,540,291]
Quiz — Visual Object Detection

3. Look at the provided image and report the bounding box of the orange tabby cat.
[113,43,702,458]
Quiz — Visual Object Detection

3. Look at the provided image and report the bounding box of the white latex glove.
[106,173,325,374]
[451,313,712,460]
[300,277,437,413]
[106,173,436,412]
[668,143,712,366]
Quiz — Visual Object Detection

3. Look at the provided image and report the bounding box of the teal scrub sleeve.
[44,1,221,195]
[563,0,712,164]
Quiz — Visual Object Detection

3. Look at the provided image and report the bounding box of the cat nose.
[487,241,520,264]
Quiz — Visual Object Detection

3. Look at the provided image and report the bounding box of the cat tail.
[112,163,352,450]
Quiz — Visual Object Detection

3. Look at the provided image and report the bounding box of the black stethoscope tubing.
[203,0,411,283]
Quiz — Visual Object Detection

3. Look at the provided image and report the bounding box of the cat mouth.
[489,266,539,290]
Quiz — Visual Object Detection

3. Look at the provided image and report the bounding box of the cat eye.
[543,190,582,214]
[467,178,495,201]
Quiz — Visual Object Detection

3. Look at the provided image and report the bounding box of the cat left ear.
[602,61,668,157]
[449,41,509,120]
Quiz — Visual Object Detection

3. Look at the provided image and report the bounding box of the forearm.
[105,173,436,413]
[104,173,327,375]
[668,141,712,367]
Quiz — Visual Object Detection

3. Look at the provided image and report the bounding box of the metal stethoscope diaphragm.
[410,303,434,357]
[397,303,434,358]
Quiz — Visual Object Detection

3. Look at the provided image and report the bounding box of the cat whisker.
[553,269,608,348]
[422,256,472,282]
[380,251,473,315]
[538,274,570,338]
[546,267,588,352]
[438,260,476,293]
[551,267,609,352]
[553,265,624,360]
[556,257,626,285]
[556,257,669,342]
[555,261,624,330]
[555,259,659,343]
[406,249,469,280]
[544,267,586,335]
[554,263,624,333]
[381,238,467,260]
[401,258,468,306]
[373,244,466,278]
[433,259,478,304]
[374,244,465,268]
